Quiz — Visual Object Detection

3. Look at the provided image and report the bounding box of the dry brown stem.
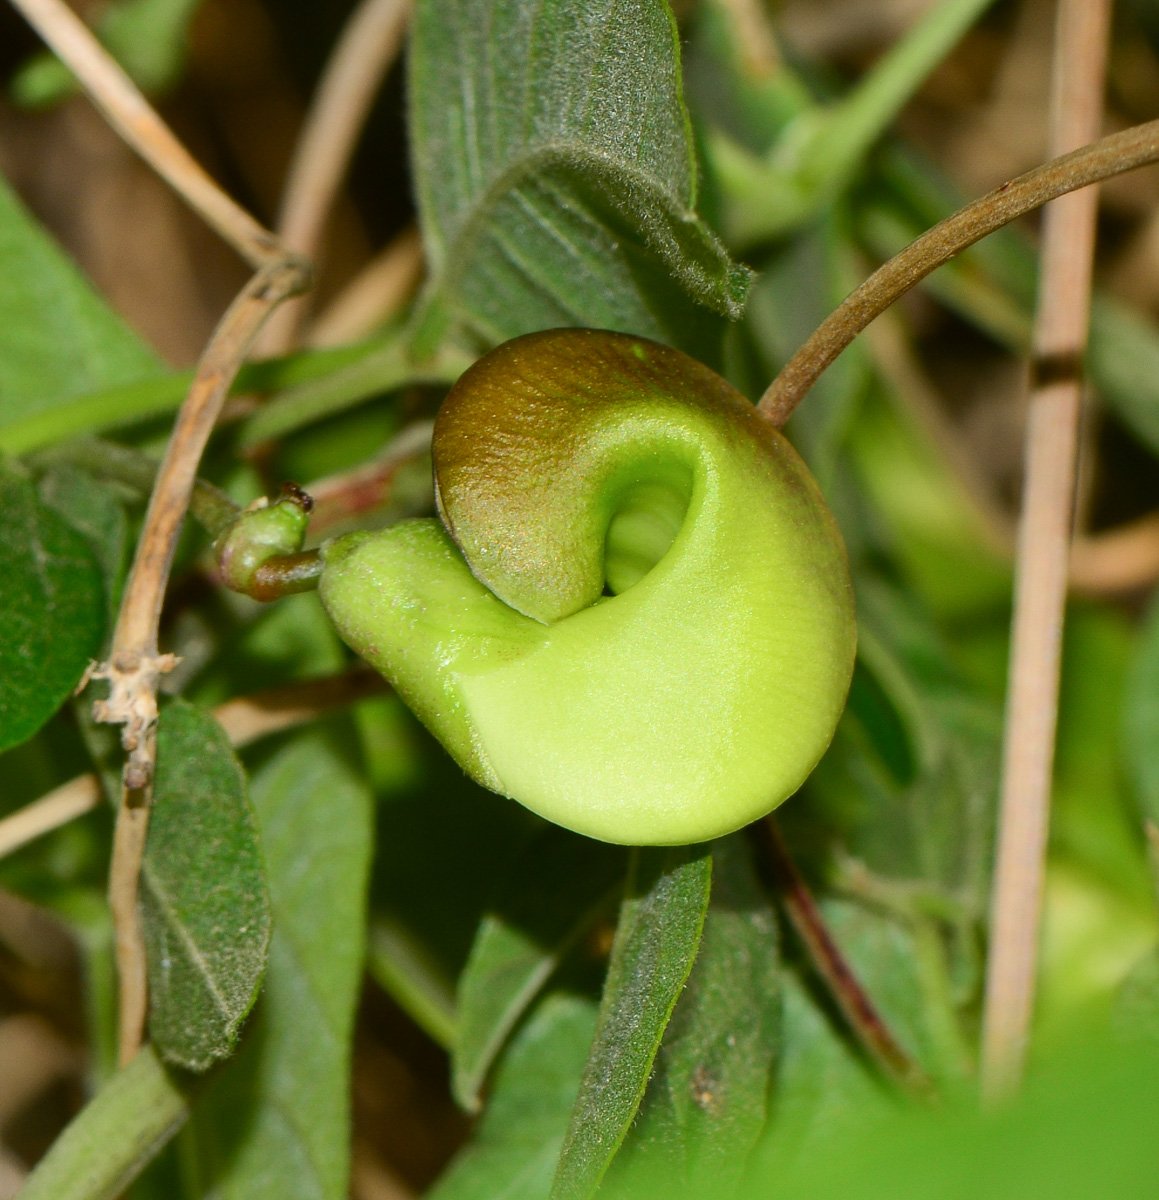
[259,0,413,353]
[980,0,1111,1104]
[13,0,314,1065]
[10,0,282,269]
[0,671,387,865]
[757,114,1159,425]
[756,818,931,1096]
[306,225,425,348]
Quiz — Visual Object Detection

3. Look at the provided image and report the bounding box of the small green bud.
[216,484,317,601]
[319,330,856,845]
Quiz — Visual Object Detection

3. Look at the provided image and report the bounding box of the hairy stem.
[980,0,1111,1104]
[758,117,1159,425]
[10,0,281,269]
[756,818,932,1096]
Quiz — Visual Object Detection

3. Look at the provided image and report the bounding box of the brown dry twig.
[260,0,413,353]
[12,0,312,1066]
[0,670,387,864]
[306,225,425,348]
[758,116,1159,426]
[981,0,1111,1103]
[755,818,932,1096]
[10,0,281,269]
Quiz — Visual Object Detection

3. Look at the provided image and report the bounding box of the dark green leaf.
[17,1045,191,1200]
[38,465,129,622]
[605,835,780,1197]
[454,827,626,1112]
[408,0,750,360]
[0,175,160,433]
[180,732,373,1199]
[551,845,713,1200]
[0,458,105,752]
[430,994,599,1200]
[143,700,271,1071]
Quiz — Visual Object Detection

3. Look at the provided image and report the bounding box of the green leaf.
[143,700,271,1071]
[550,845,713,1200]
[1125,593,1159,829]
[38,465,129,622]
[0,458,105,753]
[0,333,391,456]
[16,1045,191,1200]
[709,0,997,248]
[408,0,750,360]
[753,1034,1159,1200]
[604,835,780,1197]
[237,338,470,447]
[430,994,599,1200]
[453,827,627,1112]
[179,732,373,1199]
[0,174,161,432]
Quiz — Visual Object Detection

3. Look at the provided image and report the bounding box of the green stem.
[17,1045,192,1200]
[760,119,1159,423]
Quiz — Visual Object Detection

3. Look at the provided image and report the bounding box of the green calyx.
[319,329,856,845]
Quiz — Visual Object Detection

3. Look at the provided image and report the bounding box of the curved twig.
[260,0,413,353]
[756,818,932,1096]
[758,118,1159,425]
[10,0,281,269]
[14,0,314,1066]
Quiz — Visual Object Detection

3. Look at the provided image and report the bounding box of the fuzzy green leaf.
[430,993,599,1200]
[454,827,626,1112]
[0,175,160,433]
[604,835,780,1197]
[180,732,373,1199]
[408,0,750,360]
[550,844,713,1200]
[38,465,129,623]
[0,458,104,752]
[143,700,271,1071]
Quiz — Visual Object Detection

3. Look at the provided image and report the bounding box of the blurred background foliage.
[2,0,1159,1196]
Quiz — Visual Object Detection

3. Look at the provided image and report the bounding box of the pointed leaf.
[550,844,712,1200]
[143,699,271,1071]
[181,732,373,1199]
[454,827,626,1111]
[430,994,599,1200]
[605,835,780,1196]
[409,0,750,359]
[0,458,104,752]
[0,174,160,436]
